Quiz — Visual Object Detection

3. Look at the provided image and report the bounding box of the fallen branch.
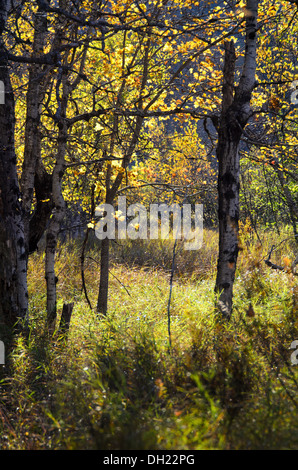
[264,244,298,275]
[264,259,287,271]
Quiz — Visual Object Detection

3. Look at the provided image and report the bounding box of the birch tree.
[20,2,50,254]
[215,0,259,319]
[44,16,91,331]
[0,0,28,327]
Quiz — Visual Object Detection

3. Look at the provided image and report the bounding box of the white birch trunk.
[21,5,49,250]
[215,0,258,319]
[45,111,68,332]
[0,0,28,326]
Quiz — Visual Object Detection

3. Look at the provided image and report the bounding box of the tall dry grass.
[0,224,297,449]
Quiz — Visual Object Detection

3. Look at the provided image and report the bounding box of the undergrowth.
[0,225,297,449]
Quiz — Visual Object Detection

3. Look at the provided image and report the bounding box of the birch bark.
[21,4,49,252]
[0,0,28,326]
[215,0,258,319]
[45,84,69,332]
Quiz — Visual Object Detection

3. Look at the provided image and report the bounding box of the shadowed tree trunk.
[96,162,114,316]
[96,115,145,315]
[215,0,259,319]
[45,88,69,333]
[59,302,74,335]
[96,33,150,315]
[22,2,63,256]
[0,0,28,327]
[97,237,110,315]
[21,3,50,254]
[45,13,90,331]
[28,157,53,254]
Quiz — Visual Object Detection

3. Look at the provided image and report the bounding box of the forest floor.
[0,223,298,450]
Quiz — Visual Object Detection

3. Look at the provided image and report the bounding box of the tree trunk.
[96,32,149,315]
[96,137,143,316]
[0,2,28,326]
[97,163,112,316]
[45,15,82,330]
[22,1,70,256]
[97,237,110,315]
[21,4,49,252]
[29,157,53,254]
[215,41,240,319]
[215,0,259,319]
[45,117,68,332]
[59,302,74,335]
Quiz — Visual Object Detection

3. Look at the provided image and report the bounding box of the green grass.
[0,226,297,449]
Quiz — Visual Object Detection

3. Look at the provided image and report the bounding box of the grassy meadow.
[0,223,297,450]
